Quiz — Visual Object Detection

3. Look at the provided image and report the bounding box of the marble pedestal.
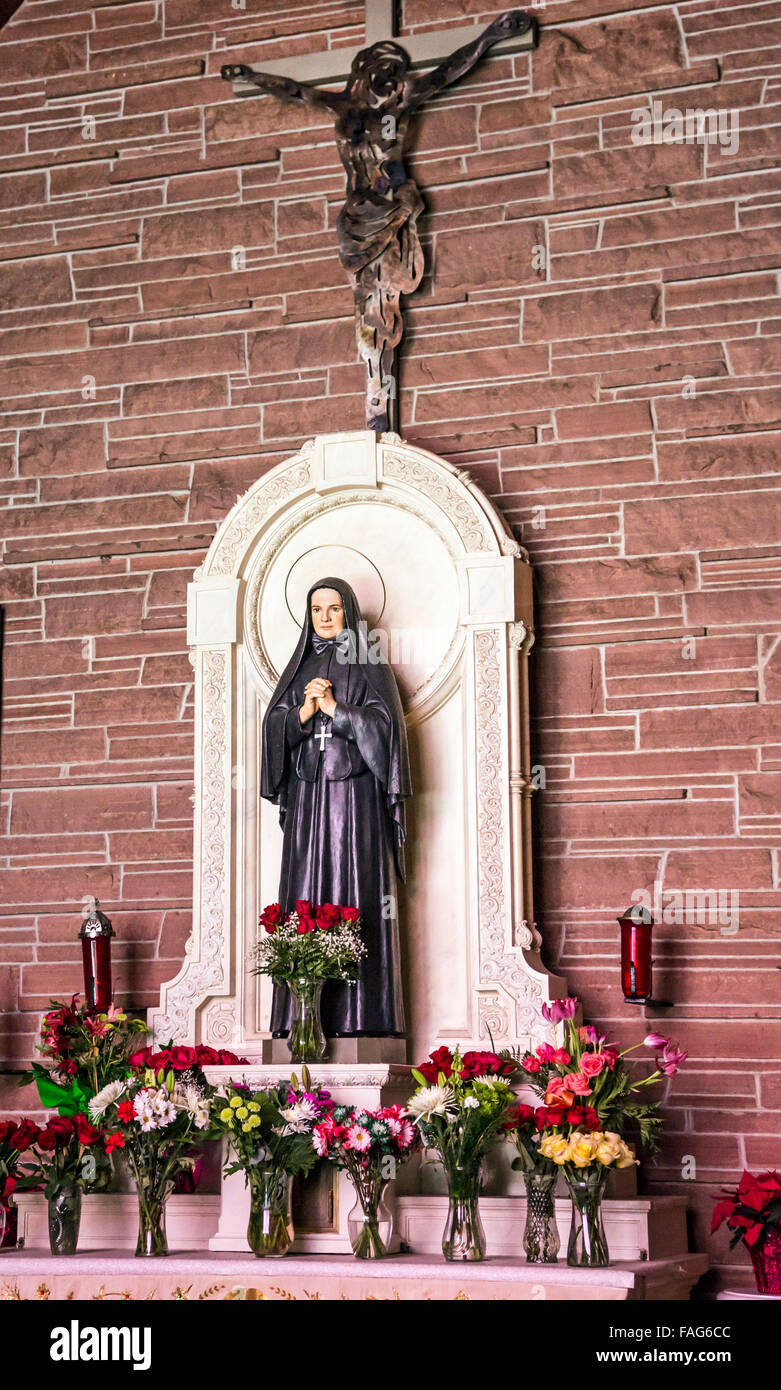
[203,1062,415,1253]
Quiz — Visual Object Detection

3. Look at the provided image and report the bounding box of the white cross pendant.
[315,721,332,753]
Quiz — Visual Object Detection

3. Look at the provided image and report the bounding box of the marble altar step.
[0,1249,709,1302]
[14,1191,689,1263]
[396,1194,691,1263]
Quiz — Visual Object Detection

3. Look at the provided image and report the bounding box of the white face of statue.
[310,587,345,639]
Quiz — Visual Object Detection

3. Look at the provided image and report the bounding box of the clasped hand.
[300,677,336,724]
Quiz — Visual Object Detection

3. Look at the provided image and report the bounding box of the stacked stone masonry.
[0,0,780,1294]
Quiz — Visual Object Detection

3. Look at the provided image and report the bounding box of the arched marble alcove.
[151,430,565,1059]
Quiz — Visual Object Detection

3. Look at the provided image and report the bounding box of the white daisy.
[89,1078,126,1119]
[279,1098,318,1134]
[407,1085,458,1122]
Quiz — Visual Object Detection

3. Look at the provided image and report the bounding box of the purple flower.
[644,1031,668,1050]
[542,996,578,1024]
[658,1042,688,1075]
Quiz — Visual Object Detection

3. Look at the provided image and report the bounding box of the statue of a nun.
[260,578,410,1037]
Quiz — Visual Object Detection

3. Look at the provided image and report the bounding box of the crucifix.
[314,720,333,753]
[222,3,538,433]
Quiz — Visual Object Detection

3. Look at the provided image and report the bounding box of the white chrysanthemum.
[279,1098,318,1134]
[175,1083,207,1117]
[407,1085,457,1122]
[464,1096,480,1109]
[89,1078,126,1119]
[470,1074,509,1089]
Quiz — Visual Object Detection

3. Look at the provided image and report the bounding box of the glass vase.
[0,1196,17,1250]
[287,978,327,1063]
[347,1171,393,1259]
[565,1166,610,1267]
[750,1226,781,1295]
[442,1159,486,1262]
[523,1172,560,1263]
[48,1188,82,1256]
[136,1187,168,1257]
[247,1166,294,1257]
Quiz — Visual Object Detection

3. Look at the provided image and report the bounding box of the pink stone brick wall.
[1,0,780,1292]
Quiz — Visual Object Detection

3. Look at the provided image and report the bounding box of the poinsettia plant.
[252,900,365,986]
[518,998,688,1152]
[712,1170,781,1249]
[19,995,148,1118]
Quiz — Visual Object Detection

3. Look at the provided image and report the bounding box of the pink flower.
[345,1125,372,1152]
[563,1071,592,1096]
[580,1053,608,1078]
[659,1042,688,1076]
[580,1025,603,1046]
[313,1125,331,1157]
[522,1056,542,1073]
[551,1048,571,1067]
[644,1031,668,1049]
[536,1043,555,1062]
[397,1120,415,1148]
[541,997,578,1024]
[602,1048,619,1070]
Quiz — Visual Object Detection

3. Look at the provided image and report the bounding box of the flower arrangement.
[408,1045,519,1261]
[0,1119,40,1245]
[90,1066,212,1256]
[313,1104,419,1258]
[712,1170,781,1291]
[253,900,366,1060]
[20,995,148,1119]
[253,900,365,985]
[28,1113,105,1255]
[209,1070,333,1257]
[518,998,688,1152]
[128,1043,246,1078]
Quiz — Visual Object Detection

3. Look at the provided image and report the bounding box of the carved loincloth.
[337,180,425,291]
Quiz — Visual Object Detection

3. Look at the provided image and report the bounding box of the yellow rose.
[595,1139,622,1166]
[539,1134,569,1164]
[568,1135,596,1168]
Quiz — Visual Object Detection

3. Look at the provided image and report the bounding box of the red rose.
[168,1046,198,1071]
[218,1050,246,1065]
[316,903,341,930]
[117,1101,135,1124]
[502,1102,535,1132]
[9,1119,41,1153]
[74,1114,101,1146]
[341,906,360,924]
[297,916,316,935]
[105,1132,125,1154]
[259,902,284,933]
[522,1056,542,1073]
[551,1049,571,1067]
[195,1045,220,1066]
[534,1106,565,1131]
[295,900,312,918]
[129,1046,153,1069]
[37,1116,75,1151]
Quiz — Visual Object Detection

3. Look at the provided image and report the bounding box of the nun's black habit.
[260,578,410,1036]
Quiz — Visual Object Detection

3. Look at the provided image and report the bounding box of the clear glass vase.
[442,1159,486,1262]
[48,1188,82,1256]
[0,1196,17,1251]
[287,978,327,1063]
[247,1166,294,1257]
[523,1172,560,1263]
[136,1187,169,1257]
[565,1166,610,1267]
[750,1225,781,1295]
[347,1171,393,1259]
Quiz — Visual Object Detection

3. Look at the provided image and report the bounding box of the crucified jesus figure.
[222,10,536,433]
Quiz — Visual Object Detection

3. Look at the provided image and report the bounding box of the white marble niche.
[150,430,565,1061]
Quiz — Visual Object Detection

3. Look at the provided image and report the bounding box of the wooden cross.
[228,0,537,93]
